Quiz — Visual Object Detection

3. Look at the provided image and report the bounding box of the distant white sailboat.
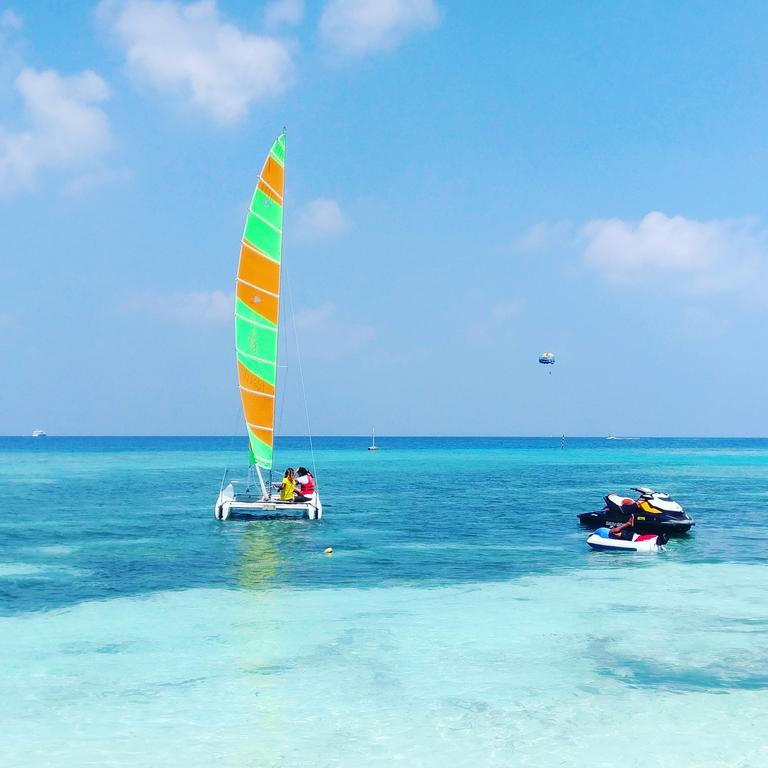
[31,429,46,438]
[368,427,379,451]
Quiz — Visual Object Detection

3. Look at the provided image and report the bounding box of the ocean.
[1,436,767,767]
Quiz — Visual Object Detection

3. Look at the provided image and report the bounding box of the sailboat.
[214,132,322,521]
[368,427,379,451]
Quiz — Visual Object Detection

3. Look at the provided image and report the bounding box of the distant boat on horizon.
[606,435,640,440]
[368,427,379,451]
[31,429,46,438]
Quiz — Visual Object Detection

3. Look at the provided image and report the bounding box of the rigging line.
[285,271,318,488]
[229,381,246,467]
[276,300,289,464]
[228,268,246,464]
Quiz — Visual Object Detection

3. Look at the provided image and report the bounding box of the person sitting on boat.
[609,513,635,540]
[294,466,316,502]
[274,468,297,502]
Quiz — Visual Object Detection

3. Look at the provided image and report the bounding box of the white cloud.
[582,212,721,276]
[264,0,304,29]
[296,197,350,239]
[0,67,111,191]
[121,290,232,325]
[517,212,768,305]
[580,212,768,300]
[294,303,375,360]
[99,0,294,123]
[319,0,441,56]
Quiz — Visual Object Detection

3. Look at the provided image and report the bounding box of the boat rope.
[275,319,289,461]
[285,272,319,489]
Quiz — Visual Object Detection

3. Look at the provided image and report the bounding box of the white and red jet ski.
[587,527,666,552]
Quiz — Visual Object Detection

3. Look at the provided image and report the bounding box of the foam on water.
[28,545,76,556]
[0,563,47,577]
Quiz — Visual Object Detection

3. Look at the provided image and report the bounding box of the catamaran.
[214,132,322,521]
[368,427,379,451]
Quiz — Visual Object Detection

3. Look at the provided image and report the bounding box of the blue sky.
[1,0,767,436]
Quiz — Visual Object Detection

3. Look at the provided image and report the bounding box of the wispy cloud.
[466,301,523,344]
[581,212,768,301]
[517,212,768,305]
[513,221,574,252]
[0,8,24,88]
[293,303,375,360]
[121,290,232,325]
[0,67,112,192]
[1,8,22,31]
[61,167,132,198]
[319,0,441,57]
[296,197,350,240]
[264,0,304,29]
[99,0,294,123]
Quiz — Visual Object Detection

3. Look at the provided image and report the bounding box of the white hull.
[214,483,322,521]
[587,532,663,553]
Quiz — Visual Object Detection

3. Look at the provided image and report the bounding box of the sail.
[235,132,286,469]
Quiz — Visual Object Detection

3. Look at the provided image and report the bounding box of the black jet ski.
[578,487,694,535]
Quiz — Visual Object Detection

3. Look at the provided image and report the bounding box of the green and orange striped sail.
[235,132,286,469]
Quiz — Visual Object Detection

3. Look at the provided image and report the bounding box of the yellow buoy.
[323,547,333,555]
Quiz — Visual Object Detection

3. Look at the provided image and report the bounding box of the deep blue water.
[2,436,767,615]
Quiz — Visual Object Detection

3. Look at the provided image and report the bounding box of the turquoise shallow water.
[2,437,768,766]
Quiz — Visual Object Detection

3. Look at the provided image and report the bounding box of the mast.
[270,130,286,492]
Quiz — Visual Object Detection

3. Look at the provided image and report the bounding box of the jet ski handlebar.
[631,487,671,500]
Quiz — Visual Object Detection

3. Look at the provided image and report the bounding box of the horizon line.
[3,434,768,440]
